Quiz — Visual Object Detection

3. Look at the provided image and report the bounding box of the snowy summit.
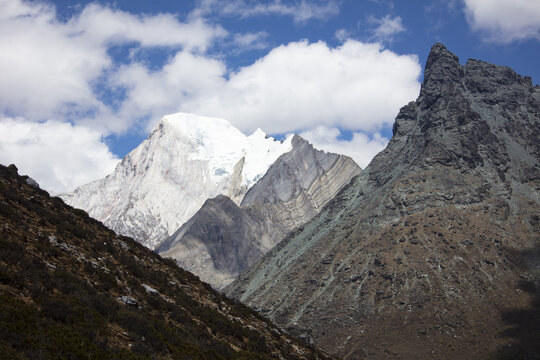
[61,112,293,249]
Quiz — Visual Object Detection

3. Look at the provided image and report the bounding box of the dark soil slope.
[0,164,333,360]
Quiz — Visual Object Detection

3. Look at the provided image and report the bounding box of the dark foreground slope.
[0,164,333,360]
[226,43,540,359]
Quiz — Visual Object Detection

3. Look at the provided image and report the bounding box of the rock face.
[158,135,361,289]
[226,43,540,359]
[60,112,294,250]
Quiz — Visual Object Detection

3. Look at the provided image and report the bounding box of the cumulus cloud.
[368,14,405,43]
[0,117,119,194]
[464,0,540,43]
[74,4,227,52]
[0,1,108,122]
[299,126,389,169]
[115,40,421,134]
[192,0,339,23]
[0,0,225,127]
[111,51,228,131]
[0,0,421,193]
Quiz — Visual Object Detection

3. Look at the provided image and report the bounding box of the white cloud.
[0,0,421,193]
[0,0,225,128]
[193,0,339,23]
[113,40,421,135]
[74,3,227,52]
[233,31,269,50]
[178,40,421,134]
[368,15,405,43]
[0,0,108,122]
[299,126,389,169]
[0,117,119,194]
[111,51,228,131]
[464,0,540,43]
[335,28,351,42]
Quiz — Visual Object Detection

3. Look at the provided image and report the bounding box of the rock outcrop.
[158,135,361,289]
[226,43,540,359]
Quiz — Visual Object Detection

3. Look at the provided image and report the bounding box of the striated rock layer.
[226,43,540,359]
[60,112,294,250]
[158,135,361,289]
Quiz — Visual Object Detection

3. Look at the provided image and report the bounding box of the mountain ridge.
[226,43,540,359]
[158,135,361,289]
[61,112,295,250]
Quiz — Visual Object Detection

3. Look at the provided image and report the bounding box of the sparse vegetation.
[0,164,333,359]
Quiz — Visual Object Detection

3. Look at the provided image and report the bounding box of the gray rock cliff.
[226,43,540,359]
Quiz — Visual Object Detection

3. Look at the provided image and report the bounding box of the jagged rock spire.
[419,42,464,108]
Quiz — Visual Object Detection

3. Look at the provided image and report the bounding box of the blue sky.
[0,0,539,193]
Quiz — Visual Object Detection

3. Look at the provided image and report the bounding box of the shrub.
[113,309,153,337]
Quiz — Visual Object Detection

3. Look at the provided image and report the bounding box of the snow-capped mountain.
[61,112,294,249]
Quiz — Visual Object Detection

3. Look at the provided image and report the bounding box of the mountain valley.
[62,114,360,289]
[2,42,538,360]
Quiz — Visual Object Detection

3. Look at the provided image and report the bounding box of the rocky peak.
[388,43,538,180]
[419,42,463,106]
[423,43,461,81]
[289,133,310,148]
[465,58,534,88]
[240,133,359,208]
[225,44,540,358]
